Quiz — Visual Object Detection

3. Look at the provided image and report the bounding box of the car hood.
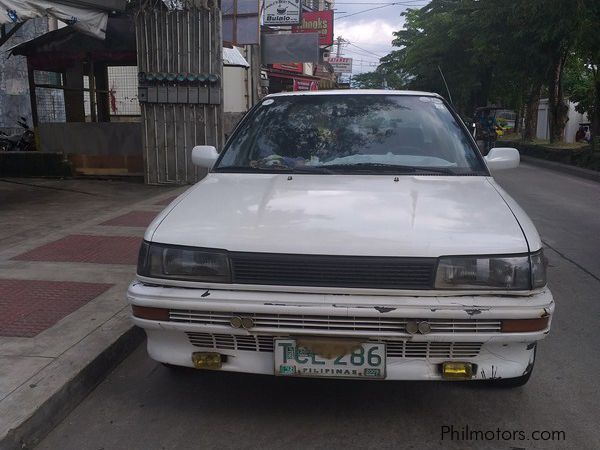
[148,174,529,257]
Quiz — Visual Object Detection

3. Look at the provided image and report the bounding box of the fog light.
[442,362,473,380]
[192,352,222,370]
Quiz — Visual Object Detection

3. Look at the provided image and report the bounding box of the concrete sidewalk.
[0,178,186,450]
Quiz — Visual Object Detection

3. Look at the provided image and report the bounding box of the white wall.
[536,98,589,143]
[223,65,248,113]
[536,99,549,141]
[564,102,589,143]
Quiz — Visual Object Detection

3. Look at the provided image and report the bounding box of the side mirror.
[191,145,219,169]
[484,147,520,171]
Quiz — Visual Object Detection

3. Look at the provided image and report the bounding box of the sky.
[332,1,430,75]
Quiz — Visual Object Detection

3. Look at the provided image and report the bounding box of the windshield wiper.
[409,166,457,175]
[318,163,419,173]
[290,166,335,174]
[316,163,459,175]
[213,166,271,173]
[214,163,458,175]
[213,165,334,174]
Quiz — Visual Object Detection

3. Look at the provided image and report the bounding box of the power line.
[335,1,424,4]
[343,49,382,63]
[335,2,396,4]
[347,42,386,59]
[341,46,381,58]
[336,1,427,20]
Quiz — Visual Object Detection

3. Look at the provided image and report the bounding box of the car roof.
[265,89,443,99]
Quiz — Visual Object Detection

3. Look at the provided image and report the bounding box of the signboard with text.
[272,63,304,73]
[328,57,353,74]
[262,33,319,64]
[263,0,301,25]
[292,10,333,46]
[293,79,318,91]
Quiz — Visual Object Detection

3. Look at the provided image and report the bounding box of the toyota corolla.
[128,90,553,386]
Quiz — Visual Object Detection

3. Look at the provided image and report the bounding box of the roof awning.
[8,16,136,71]
[223,46,249,68]
[0,0,111,39]
[266,69,320,81]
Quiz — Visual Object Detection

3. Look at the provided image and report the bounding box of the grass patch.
[497,138,599,172]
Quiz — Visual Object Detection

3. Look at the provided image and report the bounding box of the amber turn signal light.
[192,352,223,370]
[501,317,549,333]
[442,362,473,380]
[131,305,169,321]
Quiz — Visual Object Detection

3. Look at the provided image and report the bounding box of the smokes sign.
[292,10,333,46]
[264,0,301,26]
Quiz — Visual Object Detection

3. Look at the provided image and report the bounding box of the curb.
[520,155,600,183]
[1,326,144,450]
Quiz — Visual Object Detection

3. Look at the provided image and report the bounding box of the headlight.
[435,251,546,290]
[137,241,231,282]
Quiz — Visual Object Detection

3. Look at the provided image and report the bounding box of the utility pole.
[336,36,344,57]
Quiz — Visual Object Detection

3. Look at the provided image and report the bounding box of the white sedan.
[128,90,553,386]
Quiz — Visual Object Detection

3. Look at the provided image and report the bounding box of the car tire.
[487,345,536,388]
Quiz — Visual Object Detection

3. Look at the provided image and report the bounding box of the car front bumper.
[127,281,554,381]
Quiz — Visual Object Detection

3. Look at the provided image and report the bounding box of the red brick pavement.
[100,211,157,228]
[0,279,113,337]
[12,235,141,265]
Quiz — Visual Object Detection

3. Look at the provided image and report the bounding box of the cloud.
[334,19,404,74]
[336,19,399,51]
[330,1,418,74]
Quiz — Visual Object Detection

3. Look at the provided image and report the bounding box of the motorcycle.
[0,117,35,151]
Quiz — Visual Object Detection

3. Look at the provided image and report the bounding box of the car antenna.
[438,65,453,106]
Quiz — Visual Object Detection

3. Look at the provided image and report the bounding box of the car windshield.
[215,94,487,175]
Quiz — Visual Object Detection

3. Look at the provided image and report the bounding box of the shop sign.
[263,0,301,26]
[293,79,318,91]
[328,57,353,73]
[292,10,333,46]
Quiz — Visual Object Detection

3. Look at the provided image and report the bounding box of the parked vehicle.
[0,117,35,152]
[128,90,553,386]
[474,106,502,155]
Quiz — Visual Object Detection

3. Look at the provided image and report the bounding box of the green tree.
[352,67,407,90]
[376,0,594,141]
[569,0,600,139]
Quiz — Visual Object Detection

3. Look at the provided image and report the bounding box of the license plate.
[274,339,385,379]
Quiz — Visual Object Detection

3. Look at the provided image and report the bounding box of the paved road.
[38,164,600,450]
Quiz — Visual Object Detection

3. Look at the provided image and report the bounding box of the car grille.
[171,310,502,334]
[229,252,436,289]
[185,332,483,359]
[187,332,275,352]
[384,341,482,358]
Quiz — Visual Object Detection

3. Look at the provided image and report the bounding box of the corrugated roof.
[223,46,249,68]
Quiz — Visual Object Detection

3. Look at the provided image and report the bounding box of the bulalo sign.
[263,0,301,26]
[292,10,333,46]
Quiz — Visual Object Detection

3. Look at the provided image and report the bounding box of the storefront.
[266,64,320,93]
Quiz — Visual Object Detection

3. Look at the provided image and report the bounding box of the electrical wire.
[336,1,427,20]
[347,42,386,59]
[335,1,425,4]
[342,49,382,62]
